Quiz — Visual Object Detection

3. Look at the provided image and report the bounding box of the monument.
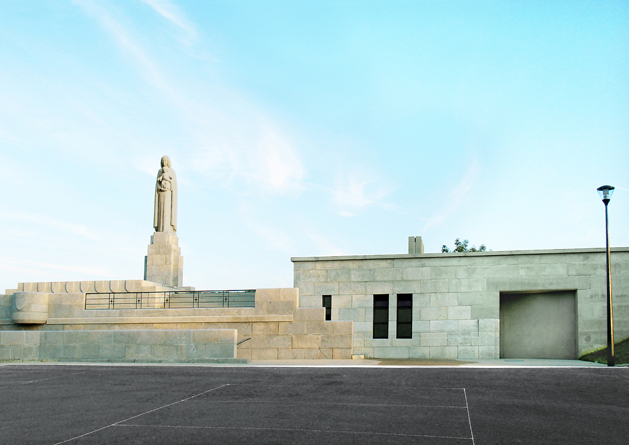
[0,154,354,364]
[1,153,626,363]
[144,155,184,287]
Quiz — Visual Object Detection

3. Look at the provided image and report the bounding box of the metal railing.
[85,290,255,310]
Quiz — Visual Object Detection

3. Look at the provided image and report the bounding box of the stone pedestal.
[144,232,183,288]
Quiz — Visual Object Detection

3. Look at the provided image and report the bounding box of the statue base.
[144,232,184,288]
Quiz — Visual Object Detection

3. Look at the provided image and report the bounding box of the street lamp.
[597,185,615,366]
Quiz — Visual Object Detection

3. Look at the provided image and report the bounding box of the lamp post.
[597,185,615,366]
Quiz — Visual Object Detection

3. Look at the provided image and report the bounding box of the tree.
[442,238,487,253]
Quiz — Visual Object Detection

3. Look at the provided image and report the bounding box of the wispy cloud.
[1,210,99,240]
[252,121,305,193]
[140,0,198,45]
[75,0,304,196]
[307,232,344,256]
[0,122,25,145]
[244,220,293,252]
[73,0,175,97]
[133,154,161,177]
[422,159,480,229]
[332,169,391,217]
[0,256,112,278]
[0,155,28,189]
[185,111,305,194]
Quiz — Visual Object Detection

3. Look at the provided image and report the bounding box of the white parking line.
[202,400,469,408]
[113,385,473,442]
[115,423,474,441]
[464,388,475,445]
[52,383,231,444]
[0,371,86,387]
[52,382,474,443]
[233,383,468,389]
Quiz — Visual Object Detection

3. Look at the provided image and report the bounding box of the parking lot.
[1,363,627,444]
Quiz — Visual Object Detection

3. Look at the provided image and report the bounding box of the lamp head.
[597,185,615,204]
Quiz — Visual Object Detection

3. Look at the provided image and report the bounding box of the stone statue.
[153,155,177,233]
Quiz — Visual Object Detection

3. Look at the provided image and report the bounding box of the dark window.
[322,295,332,321]
[397,294,413,339]
[373,294,389,339]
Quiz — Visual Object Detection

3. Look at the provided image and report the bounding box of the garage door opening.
[500,291,577,359]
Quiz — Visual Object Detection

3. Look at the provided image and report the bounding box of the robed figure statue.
[154,155,178,233]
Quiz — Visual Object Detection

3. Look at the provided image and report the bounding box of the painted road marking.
[52,383,231,444]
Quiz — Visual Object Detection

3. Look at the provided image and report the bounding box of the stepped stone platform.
[0,281,353,363]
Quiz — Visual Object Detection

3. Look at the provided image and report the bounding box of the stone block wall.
[1,282,353,362]
[293,248,629,360]
[226,288,353,360]
[0,329,237,363]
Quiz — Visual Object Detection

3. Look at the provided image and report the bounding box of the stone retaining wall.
[1,282,353,362]
[0,329,237,363]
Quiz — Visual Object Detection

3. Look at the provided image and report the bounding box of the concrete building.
[293,237,629,360]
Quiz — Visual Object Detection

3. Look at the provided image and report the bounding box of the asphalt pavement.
[1,362,627,444]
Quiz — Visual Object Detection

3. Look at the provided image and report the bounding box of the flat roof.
[291,247,629,262]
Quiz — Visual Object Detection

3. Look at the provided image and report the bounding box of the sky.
[1,0,628,292]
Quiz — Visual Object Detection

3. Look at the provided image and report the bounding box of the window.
[397,294,413,339]
[373,294,389,339]
[322,295,332,321]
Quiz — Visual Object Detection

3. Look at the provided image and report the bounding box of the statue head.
[161,155,171,168]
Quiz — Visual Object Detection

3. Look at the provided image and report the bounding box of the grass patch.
[579,337,629,365]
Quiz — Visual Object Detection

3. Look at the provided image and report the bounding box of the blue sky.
[1,0,628,292]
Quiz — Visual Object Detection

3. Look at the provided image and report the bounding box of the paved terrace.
[1,360,627,444]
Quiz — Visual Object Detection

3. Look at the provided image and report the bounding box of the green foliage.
[442,238,487,253]
[579,336,629,365]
